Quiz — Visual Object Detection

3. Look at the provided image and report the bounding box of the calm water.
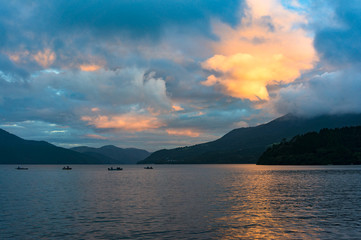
[1,164,361,239]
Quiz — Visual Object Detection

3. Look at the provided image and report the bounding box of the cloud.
[0,0,245,55]
[33,49,56,67]
[85,134,108,140]
[274,68,361,116]
[271,0,361,117]
[166,128,201,138]
[172,105,184,111]
[82,113,165,132]
[45,0,244,39]
[0,67,172,124]
[202,0,316,101]
[313,0,361,66]
[79,64,102,72]
[8,0,361,151]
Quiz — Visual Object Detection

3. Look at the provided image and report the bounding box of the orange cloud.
[9,55,20,62]
[166,128,200,137]
[202,0,316,101]
[80,64,102,72]
[82,113,164,132]
[7,51,29,63]
[33,49,56,67]
[86,134,107,140]
[172,105,184,111]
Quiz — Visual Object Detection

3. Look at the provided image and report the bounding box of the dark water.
[1,164,361,239]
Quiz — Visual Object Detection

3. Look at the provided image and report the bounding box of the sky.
[0,0,361,151]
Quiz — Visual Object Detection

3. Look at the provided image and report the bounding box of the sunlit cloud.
[85,134,108,140]
[233,121,249,128]
[79,64,102,72]
[7,51,30,63]
[33,49,56,68]
[202,0,316,101]
[172,105,184,111]
[166,128,201,138]
[81,113,165,132]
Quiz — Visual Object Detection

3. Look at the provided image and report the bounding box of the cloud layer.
[273,0,361,117]
[1,0,361,151]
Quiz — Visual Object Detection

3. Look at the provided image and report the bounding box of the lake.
[1,164,361,239]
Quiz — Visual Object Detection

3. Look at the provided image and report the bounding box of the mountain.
[138,113,361,164]
[257,126,361,165]
[71,145,150,164]
[0,128,98,164]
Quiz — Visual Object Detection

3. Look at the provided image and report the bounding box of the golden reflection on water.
[214,166,325,239]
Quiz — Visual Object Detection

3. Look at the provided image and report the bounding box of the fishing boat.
[16,166,28,170]
[62,166,72,170]
[144,166,153,169]
[108,167,123,171]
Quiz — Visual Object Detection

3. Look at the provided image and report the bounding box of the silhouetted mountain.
[257,126,361,165]
[0,128,98,164]
[71,145,150,164]
[139,113,361,164]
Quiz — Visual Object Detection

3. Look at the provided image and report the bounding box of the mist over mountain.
[139,113,361,164]
[71,145,150,164]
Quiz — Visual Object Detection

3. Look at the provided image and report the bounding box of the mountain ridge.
[0,129,150,164]
[0,128,99,164]
[138,113,361,164]
[71,145,150,164]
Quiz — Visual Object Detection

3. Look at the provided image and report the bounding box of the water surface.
[1,164,361,239]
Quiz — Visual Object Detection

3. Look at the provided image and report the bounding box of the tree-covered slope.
[257,126,361,165]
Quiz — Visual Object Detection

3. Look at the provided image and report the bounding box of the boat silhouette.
[108,167,123,171]
[16,166,28,170]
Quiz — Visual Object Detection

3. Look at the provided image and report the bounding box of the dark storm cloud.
[314,0,361,65]
[272,1,361,117]
[0,0,244,49]
[47,0,243,38]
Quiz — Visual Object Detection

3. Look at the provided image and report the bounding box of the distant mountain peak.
[100,145,120,149]
[71,145,150,164]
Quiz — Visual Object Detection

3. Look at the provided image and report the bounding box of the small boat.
[108,167,123,171]
[16,166,28,170]
[144,166,153,169]
[62,166,72,170]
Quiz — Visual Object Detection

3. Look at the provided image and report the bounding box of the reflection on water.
[1,165,361,239]
[213,166,361,239]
